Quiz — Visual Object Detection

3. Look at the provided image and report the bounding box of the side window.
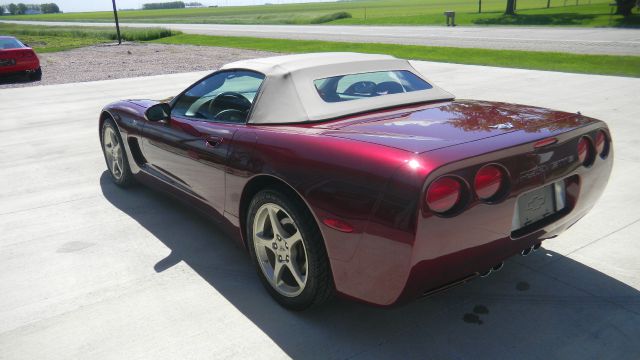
[172,70,265,123]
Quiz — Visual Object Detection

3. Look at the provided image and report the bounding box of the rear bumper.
[0,59,40,75]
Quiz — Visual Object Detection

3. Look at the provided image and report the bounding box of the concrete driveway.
[2,20,640,55]
[1,64,639,360]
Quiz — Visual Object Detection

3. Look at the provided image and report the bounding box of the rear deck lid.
[315,100,593,153]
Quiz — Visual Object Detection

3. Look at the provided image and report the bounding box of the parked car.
[0,36,41,81]
[99,53,613,310]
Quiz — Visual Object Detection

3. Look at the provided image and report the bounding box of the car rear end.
[0,37,40,77]
[399,118,613,302]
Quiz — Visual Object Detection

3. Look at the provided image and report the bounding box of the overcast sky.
[3,0,338,13]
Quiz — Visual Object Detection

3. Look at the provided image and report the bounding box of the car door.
[140,70,265,214]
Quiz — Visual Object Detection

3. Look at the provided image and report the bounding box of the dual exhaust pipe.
[520,242,542,256]
[480,261,504,278]
[479,242,542,278]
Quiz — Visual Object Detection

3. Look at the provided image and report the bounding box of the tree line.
[142,1,185,10]
[0,3,60,15]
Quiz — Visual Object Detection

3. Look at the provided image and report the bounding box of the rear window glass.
[0,38,24,49]
[314,70,432,103]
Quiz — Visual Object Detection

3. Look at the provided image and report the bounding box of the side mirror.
[145,103,171,122]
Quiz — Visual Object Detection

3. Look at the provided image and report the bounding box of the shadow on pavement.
[100,171,640,359]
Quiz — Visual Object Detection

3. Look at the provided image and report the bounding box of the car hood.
[313,100,594,153]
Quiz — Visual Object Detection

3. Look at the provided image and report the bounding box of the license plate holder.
[512,181,566,231]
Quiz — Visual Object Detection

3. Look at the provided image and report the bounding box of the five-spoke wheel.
[103,126,124,181]
[253,203,308,297]
[101,117,134,187]
[248,189,333,310]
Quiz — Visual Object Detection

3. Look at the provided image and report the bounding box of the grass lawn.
[154,34,640,77]
[11,35,108,53]
[0,23,179,52]
[1,0,638,27]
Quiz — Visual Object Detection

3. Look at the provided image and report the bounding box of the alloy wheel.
[253,203,308,297]
[103,126,124,180]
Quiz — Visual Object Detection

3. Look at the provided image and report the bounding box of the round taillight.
[595,130,609,158]
[426,177,462,213]
[577,136,594,166]
[474,165,505,201]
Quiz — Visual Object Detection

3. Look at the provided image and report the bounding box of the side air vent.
[127,138,147,166]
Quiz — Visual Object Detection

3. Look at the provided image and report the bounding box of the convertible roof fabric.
[221,53,455,124]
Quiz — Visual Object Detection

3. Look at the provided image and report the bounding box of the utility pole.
[112,0,122,45]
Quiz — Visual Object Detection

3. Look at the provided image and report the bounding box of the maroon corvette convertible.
[99,53,612,309]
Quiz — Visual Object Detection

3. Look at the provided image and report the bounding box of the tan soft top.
[221,53,455,124]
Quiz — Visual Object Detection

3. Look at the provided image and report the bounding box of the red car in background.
[0,36,42,81]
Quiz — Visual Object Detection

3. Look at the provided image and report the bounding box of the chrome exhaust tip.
[521,246,533,256]
[479,269,492,277]
[492,262,504,272]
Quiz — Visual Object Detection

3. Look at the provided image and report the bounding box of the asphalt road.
[2,20,640,55]
[1,63,640,359]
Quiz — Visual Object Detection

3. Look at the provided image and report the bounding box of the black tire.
[101,117,135,187]
[247,188,334,310]
[29,67,42,81]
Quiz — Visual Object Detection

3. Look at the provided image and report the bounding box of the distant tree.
[142,1,185,10]
[7,3,18,14]
[16,3,27,14]
[614,0,635,16]
[0,5,4,15]
[40,3,61,13]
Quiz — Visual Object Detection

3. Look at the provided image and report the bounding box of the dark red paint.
[101,95,612,307]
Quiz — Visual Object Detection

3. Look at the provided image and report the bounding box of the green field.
[1,0,638,27]
[0,23,179,52]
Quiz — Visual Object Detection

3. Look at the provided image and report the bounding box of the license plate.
[0,59,15,67]
[512,181,566,231]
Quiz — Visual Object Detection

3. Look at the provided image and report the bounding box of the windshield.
[0,38,24,50]
[314,70,433,103]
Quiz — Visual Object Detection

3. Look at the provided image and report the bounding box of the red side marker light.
[323,218,354,233]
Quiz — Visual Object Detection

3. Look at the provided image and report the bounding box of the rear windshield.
[314,70,432,103]
[0,38,24,50]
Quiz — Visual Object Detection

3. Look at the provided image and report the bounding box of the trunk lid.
[0,48,35,60]
[313,100,594,153]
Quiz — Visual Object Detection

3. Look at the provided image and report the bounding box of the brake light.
[426,177,462,213]
[577,136,594,166]
[595,130,609,158]
[17,50,36,59]
[474,165,505,201]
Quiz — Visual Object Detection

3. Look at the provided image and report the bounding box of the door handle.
[204,136,223,147]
